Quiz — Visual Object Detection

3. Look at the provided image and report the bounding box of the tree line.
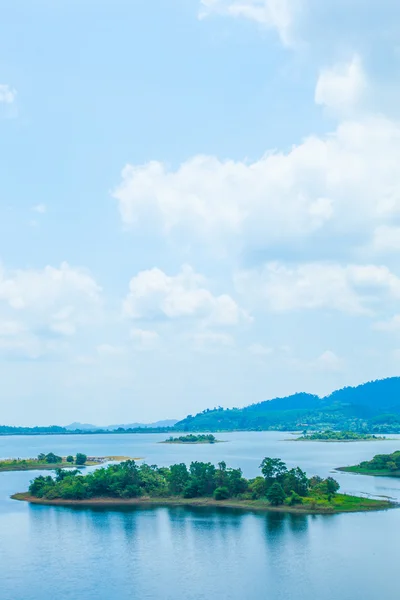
[28,457,340,506]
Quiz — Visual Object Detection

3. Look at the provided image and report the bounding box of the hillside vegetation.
[175,378,400,433]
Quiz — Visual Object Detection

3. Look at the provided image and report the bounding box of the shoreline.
[0,456,141,473]
[337,466,400,478]
[11,493,396,515]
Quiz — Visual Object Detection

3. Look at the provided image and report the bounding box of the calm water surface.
[1,431,400,600]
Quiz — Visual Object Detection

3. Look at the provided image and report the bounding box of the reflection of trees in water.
[263,511,309,540]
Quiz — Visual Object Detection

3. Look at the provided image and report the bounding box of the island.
[338,450,400,477]
[161,434,222,444]
[12,456,394,514]
[294,430,386,442]
[0,452,134,472]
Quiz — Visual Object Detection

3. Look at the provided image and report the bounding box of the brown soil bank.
[11,493,396,515]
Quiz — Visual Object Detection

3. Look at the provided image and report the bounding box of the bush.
[66,456,74,464]
[213,487,230,501]
[75,453,87,466]
[288,491,303,506]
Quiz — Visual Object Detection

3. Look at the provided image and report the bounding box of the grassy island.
[295,431,386,442]
[338,450,400,477]
[12,457,395,514]
[0,452,134,472]
[161,434,221,444]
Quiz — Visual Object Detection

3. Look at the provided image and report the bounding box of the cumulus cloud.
[372,225,400,253]
[315,55,366,113]
[235,262,400,314]
[0,84,16,104]
[315,350,343,372]
[199,0,302,46]
[113,115,400,256]
[123,265,248,326]
[0,262,102,345]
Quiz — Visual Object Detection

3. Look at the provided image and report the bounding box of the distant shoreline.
[11,493,395,515]
[0,456,140,472]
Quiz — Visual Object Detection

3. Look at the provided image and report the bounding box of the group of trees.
[299,430,383,441]
[357,451,400,473]
[165,434,217,444]
[37,452,87,465]
[28,457,340,506]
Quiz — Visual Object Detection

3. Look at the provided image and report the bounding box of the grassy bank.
[337,466,400,477]
[0,455,137,472]
[11,492,395,514]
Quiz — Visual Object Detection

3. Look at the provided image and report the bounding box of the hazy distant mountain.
[65,419,178,431]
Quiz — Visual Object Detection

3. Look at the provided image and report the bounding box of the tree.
[266,482,286,506]
[325,477,340,498]
[214,486,230,500]
[75,453,87,466]
[45,452,62,464]
[66,455,74,464]
[249,477,266,499]
[260,458,287,483]
[168,463,189,495]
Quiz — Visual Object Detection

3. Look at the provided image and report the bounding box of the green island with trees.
[161,434,221,444]
[338,450,400,477]
[0,452,134,472]
[295,431,386,442]
[12,457,394,514]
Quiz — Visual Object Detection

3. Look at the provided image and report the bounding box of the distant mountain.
[175,377,400,433]
[65,419,178,431]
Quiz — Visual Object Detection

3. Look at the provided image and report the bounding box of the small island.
[295,430,386,442]
[161,434,222,444]
[12,457,394,514]
[0,452,133,472]
[338,450,400,477]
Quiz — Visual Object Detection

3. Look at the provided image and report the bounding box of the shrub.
[213,487,230,501]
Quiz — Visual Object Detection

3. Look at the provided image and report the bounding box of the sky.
[1,0,400,426]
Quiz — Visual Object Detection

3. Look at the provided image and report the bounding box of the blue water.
[1,432,400,600]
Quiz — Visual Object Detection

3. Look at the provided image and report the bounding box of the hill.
[175,378,400,433]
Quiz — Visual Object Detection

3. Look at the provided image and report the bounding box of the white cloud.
[123,265,247,326]
[372,225,400,253]
[199,0,302,46]
[315,55,366,113]
[315,350,343,372]
[96,344,124,356]
[0,261,102,341]
[130,328,160,349]
[113,115,400,255]
[192,331,234,350]
[0,84,16,104]
[374,314,400,333]
[32,204,46,214]
[248,343,273,356]
[0,320,25,337]
[235,262,400,314]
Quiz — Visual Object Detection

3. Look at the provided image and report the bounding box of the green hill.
[175,378,400,433]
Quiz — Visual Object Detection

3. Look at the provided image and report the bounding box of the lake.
[1,431,400,600]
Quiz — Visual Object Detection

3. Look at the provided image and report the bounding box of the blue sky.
[1,0,400,425]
